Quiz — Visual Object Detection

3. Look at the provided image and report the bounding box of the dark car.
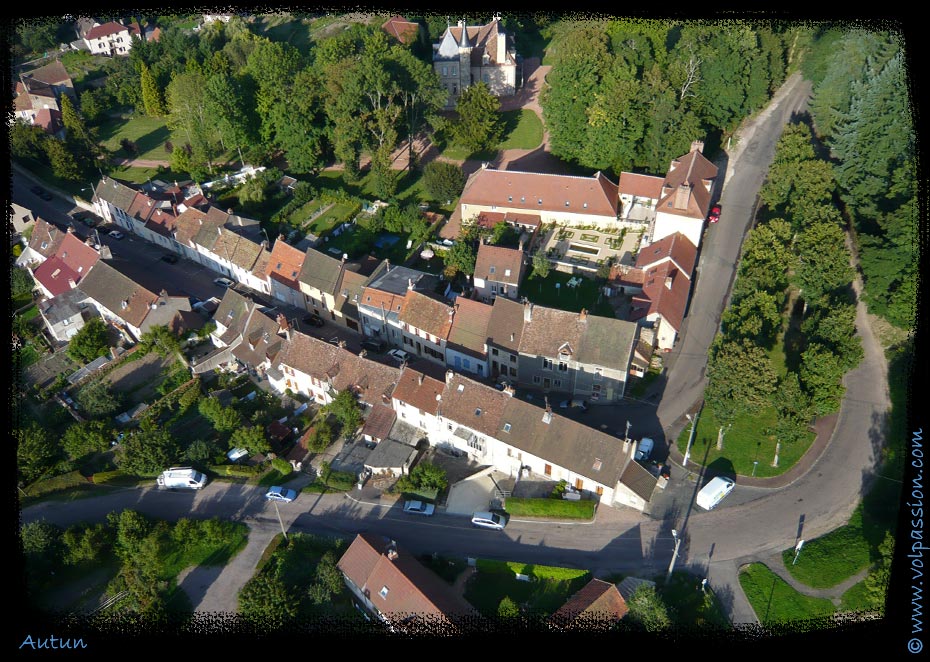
[30,186,43,196]
[39,190,53,201]
[303,313,325,328]
[708,204,721,224]
[161,254,179,264]
[361,339,386,353]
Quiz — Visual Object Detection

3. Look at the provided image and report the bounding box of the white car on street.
[403,500,435,516]
[387,349,410,363]
[265,486,297,503]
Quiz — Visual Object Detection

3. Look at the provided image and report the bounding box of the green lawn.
[299,201,359,235]
[839,580,884,614]
[676,403,814,478]
[504,497,595,519]
[160,520,249,579]
[738,563,835,626]
[96,112,174,162]
[780,506,873,588]
[498,109,544,150]
[466,560,590,617]
[524,268,615,318]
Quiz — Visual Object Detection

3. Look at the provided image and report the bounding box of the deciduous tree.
[450,82,504,153]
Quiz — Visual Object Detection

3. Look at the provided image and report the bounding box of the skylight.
[503,423,511,432]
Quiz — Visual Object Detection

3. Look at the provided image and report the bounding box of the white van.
[696,476,735,510]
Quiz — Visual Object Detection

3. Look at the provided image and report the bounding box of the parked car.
[108,230,125,239]
[303,313,325,328]
[635,437,655,462]
[559,399,588,412]
[30,186,43,196]
[361,339,386,353]
[161,253,178,264]
[708,204,721,224]
[471,511,508,531]
[265,486,297,503]
[82,217,99,227]
[696,476,735,510]
[387,349,410,363]
[213,277,235,288]
[403,500,435,516]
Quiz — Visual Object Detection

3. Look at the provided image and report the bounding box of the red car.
[708,204,721,224]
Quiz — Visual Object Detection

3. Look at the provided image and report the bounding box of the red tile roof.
[657,147,718,219]
[629,259,692,332]
[265,239,306,290]
[32,256,81,296]
[474,243,524,286]
[634,231,697,275]
[381,16,419,45]
[398,290,454,339]
[361,287,407,317]
[550,578,628,628]
[85,21,130,40]
[337,534,478,628]
[33,108,62,135]
[55,231,100,277]
[392,368,445,416]
[618,172,664,199]
[362,404,396,441]
[460,168,619,218]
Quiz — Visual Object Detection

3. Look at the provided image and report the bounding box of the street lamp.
[683,411,699,467]
[272,500,288,542]
[666,528,682,581]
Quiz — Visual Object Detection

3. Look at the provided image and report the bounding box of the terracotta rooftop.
[550,578,628,628]
[398,290,454,339]
[474,243,525,286]
[634,231,697,275]
[657,145,718,219]
[86,21,130,40]
[618,172,664,200]
[460,168,619,218]
[439,373,510,439]
[265,238,306,291]
[77,261,157,328]
[629,259,692,333]
[362,404,397,441]
[485,296,524,353]
[447,297,492,358]
[381,15,419,45]
[392,368,445,416]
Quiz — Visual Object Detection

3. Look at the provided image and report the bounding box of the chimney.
[359,349,367,359]
[276,313,290,339]
[503,384,515,397]
[386,259,391,271]
[337,340,347,349]
[66,226,74,234]
[342,253,347,263]
[445,369,454,385]
[68,278,77,289]
[691,140,704,154]
[408,278,414,291]
[418,373,424,385]
[542,397,552,424]
[497,30,506,64]
[227,208,234,214]
[579,308,588,321]
[278,233,286,242]
[674,184,691,210]
[523,300,533,322]
[387,548,399,561]
[665,275,673,290]
[510,332,515,342]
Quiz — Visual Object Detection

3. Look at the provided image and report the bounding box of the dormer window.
[537,199,542,205]
[457,384,464,392]
[593,458,602,471]
[508,196,512,202]
[489,266,496,274]
[504,269,510,277]
[41,242,48,249]
[583,203,588,209]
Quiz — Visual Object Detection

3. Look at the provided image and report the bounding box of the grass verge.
[504,497,595,519]
[738,563,835,625]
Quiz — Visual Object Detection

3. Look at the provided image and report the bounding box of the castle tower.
[458,19,473,94]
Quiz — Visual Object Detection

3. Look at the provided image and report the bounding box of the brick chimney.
[445,369,454,385]
[523,300,533,322]
[674,184,691,210]
[691,140,704,154]
[418,373,424,385]
[579,308,588,321]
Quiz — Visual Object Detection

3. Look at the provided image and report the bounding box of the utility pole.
[666,529,681,581]
[272,501,288,542]
[683,409,699,467]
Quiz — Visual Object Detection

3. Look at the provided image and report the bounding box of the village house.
[337,534,480,632]
[265,236,307,309]
[83,20,140,56]
[28,229,100,299]
[485,298,639,402]
[433,15,518,109]
[472,240,526,302]
[646,141,718,248]
[357,263,443,351]
[38,287,93,342]
[549,578,629,630]
[445,297,493,377]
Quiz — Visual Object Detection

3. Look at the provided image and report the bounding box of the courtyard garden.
[523,267,615,318]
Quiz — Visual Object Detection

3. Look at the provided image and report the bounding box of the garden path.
[756,552,871,606]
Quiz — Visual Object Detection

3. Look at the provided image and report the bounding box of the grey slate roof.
[364,438,417,471]
[95,177,138,212]
[618,460,659,502]
[299,249,344,295]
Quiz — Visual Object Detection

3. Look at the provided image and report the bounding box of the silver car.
[265,486,297,503]
[471,511,507,530]
[403,500,435,516]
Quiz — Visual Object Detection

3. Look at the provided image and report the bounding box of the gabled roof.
[440,374,509,438]
[392,368,444,416]
[32,256,81,296]
[362,404,396,441]
[657,145,718,219]
[265,237,306,290]
[337,534,478,628]
[299,249,344,295]
[85,21,130,40]
[209,228,264,271]
[447,297,492,358]
[398,290,454,339]
[25,60,72,87]
[499,395,634,492]
[230,308,284,367]
[629,259,692,333]
[485,296,524,353]
[381,15,419,45]
[77,261,156,328]
[437,18,513,67]
[33,109,63,135]
[126,191,158,223]
[618,172,664,200]
[333,268,369,317]
[25,218,66,259]
[95,176,139,212]
[38,287,89,325]
[360,287,407,318]
[474,243,524,286]
[143,207,178,238]
[550,578,628,628]
[618,460,659,502]
[460,168,619,218]
[172,207,209,247]
[634,231,697,275]
[54,231,100,276]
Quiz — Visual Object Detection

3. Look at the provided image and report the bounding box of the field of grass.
[780,506,873,588]
[498,109,544,150]
[96,112,173,162]
[838,580,883,614]
[107,165,188,186]
[524,268,615,318]
[676,402,814,478]
[738,563,835,625]
[160,520,249,579]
